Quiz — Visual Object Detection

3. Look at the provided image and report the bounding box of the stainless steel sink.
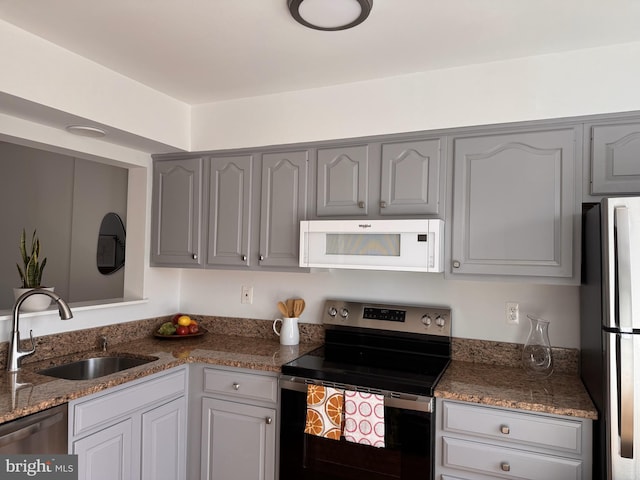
[37,355,158,381]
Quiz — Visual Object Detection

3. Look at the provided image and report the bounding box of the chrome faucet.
[7,288,73,372]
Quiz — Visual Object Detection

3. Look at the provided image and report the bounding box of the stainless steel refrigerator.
[581,197,640,479]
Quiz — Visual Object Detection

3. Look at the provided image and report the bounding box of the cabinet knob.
[358,201,366,209]
[232,382,240,390]
[191,253,198,260]
[259,254,264,261]
[500,425,510,435]
[452,260,461,268]
[379,200,387,208]
[500,462,510,472]
[241,255,247,262]
[265,417,272,425]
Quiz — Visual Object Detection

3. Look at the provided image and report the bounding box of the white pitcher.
[273,317,300,346]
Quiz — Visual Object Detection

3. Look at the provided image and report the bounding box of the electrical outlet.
[241,285,253,304]
[506,302,519,324]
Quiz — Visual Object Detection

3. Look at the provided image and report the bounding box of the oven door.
[279,379,433,480]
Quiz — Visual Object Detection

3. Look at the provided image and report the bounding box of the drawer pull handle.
[358,201,365,209]
[266,417,272,425]
[500,425,510,434]
[232,382,240,390]
[500,462,510,472]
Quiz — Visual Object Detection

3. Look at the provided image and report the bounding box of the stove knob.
[421,314,432,327]
[328,307,337,317]
[435,316,446,328]
[340,308,349,319]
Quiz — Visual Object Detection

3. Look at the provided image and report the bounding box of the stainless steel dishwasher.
[0,404,67,454]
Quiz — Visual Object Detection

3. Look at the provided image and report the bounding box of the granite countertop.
[435,360,598,420]
[0,333,321,424]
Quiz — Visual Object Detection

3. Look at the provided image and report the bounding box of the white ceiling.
[2,0,640,106]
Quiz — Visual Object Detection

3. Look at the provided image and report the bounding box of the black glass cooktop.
[281,345,450,397]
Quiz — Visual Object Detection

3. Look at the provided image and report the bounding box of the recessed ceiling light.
[288,0,373,31]
[65,125,107,138]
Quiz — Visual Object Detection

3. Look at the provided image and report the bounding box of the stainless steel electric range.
[279,299,452,480]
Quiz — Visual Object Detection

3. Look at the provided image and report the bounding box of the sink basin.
[37,355,158,381]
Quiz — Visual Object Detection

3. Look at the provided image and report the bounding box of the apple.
[188,323,199,334]
[171,314,182,325]
[176,325,189,335]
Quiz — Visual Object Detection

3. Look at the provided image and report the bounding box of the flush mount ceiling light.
[288,0,373,31]
[65,125,107,138]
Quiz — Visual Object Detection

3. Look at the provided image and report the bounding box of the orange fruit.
[324,393,343,428]
[307,385,326,405]
[304,409,324,436]
[325,428,342,440]
[177,315,191,326]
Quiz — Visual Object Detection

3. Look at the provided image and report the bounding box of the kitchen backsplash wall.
[179,268,579,348]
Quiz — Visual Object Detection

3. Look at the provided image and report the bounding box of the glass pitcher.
[522,314,554,377]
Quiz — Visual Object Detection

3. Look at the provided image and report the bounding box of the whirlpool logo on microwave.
[0,455,77,479]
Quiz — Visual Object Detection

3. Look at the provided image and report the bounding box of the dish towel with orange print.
[343,391,385,448]
[304,384,344,440]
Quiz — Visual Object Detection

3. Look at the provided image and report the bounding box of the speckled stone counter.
[0,316,323,424]
[435,360,597,420]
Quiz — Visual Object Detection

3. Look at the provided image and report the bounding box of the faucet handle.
[20,330,36,356]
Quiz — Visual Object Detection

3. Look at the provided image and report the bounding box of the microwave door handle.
[615,206,633,331]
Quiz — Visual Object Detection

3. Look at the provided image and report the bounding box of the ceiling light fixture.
[288,0,372,31]
[65,125,107,138]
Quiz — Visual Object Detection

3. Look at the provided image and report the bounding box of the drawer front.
[442,437,582,480]
[73,368,186,437]
[203,368,278,403]
[442,401,582,453]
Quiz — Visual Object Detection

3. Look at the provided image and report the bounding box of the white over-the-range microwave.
[299,219,444,272]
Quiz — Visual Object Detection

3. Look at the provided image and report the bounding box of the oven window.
[326,234,401,257]
[279,388,432,480]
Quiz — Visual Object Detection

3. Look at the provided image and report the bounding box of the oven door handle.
[280,378,433,413]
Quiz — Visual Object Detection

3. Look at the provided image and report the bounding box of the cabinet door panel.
[451,128,576,278]
[74,419,134,480]
[316,145,368,216]
[206,155,253,267]
[141,397,187,480]
[259,150,308,268]
[380,139,441,215]
[201,398,275,480]
[151,159,202,266]
[591,123,640,194]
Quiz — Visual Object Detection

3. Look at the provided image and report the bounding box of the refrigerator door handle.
[619,334,635,458]
[614,206,633,332]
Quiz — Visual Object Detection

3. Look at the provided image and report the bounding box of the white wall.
[191,41,640,151]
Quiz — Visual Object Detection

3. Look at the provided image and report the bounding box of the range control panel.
[322,299,451,337]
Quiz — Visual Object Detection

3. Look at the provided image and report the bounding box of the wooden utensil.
[293,298,305,317]
[286,298,295,317]
[277,301,289,317]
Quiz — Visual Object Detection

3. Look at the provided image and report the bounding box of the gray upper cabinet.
[380,138,441,216]
[316,144,369,216]
[315,139,442,218]
[259,150,309,268]
[590,121,640,194]
[450,126,579,280]
[151,158,203,267]
[205,155,253,268]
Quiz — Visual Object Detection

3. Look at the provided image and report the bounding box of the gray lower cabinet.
[316,138,442,217]
[69,367,188,480]
[189,365,278,480]
[434,399,592,480]
[589,121,640,194]
[450,126,580,280]
[151,158,203,267]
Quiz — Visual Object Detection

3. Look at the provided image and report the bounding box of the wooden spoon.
[293,298,305,317]
[286,299,295,317]
[277,301,289,317]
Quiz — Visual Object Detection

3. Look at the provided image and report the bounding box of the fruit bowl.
[153,327,207,339]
